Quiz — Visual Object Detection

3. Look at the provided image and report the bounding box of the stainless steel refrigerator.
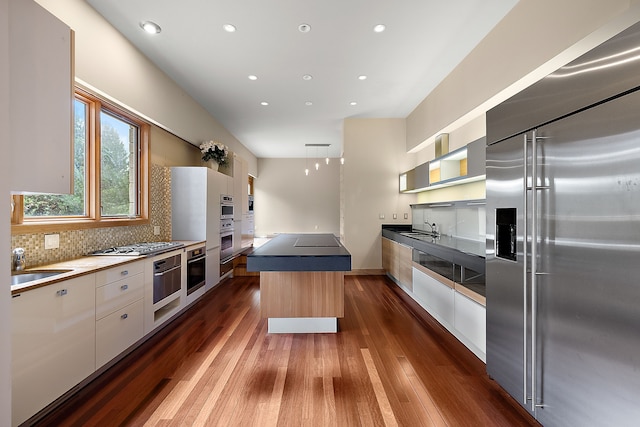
[486,21,640,426]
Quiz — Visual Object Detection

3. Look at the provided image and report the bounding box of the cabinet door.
[454,292,486,355]
[96,299,144,369]
[205,246,220,291]
[381,237,392,272]
[12,274,96,426]
[9,0,73,194]
[466,136,486,179]
[413,267,454,327]
[398,244,413,291]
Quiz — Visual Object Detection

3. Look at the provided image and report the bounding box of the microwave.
[220,194,234,219]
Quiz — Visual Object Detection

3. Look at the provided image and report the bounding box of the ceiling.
[85,0,518,159]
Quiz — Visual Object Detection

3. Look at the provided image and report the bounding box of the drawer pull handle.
[121,313,128,320]
[56,289,68,296]
[121,270,129,276]
[121,284,129,291]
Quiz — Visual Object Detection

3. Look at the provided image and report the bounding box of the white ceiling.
[85,0,518,158]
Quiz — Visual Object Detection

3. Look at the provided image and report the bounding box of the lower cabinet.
[95,262,144,368]
[12,274,96,427]
[381,237,413,290]
[96,299,144,368]
[413,266,455,327]
[454,292,486,355]
[413,265,486,362]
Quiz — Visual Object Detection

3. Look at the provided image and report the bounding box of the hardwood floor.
[36,275,538,427]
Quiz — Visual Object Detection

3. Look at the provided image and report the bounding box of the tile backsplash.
[11,164,172,268]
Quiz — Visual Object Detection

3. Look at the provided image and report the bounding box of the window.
[12,88,150,232]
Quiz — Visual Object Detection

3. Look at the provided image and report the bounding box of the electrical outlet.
[153,226,161,235]
[404,213,408,219]
[393,213,397,219]
[44,234,60,250]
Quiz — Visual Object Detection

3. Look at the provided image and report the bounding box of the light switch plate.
[379,213,385,219]
[393,213,397,219]
[153,226,161,235]
[404,213,408,219]
[44,234,60,250]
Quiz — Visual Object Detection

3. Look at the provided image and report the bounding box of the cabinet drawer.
[95,260,144,287]
[96,299,144,369]
[96,273,143,320]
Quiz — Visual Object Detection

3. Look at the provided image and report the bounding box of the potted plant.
[199,140,228,169]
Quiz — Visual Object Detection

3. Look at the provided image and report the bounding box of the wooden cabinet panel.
[260,271,344,318]
[96,299,144,368]
[12,274,96,426]
[9,0,73,194]
[398,243,413,291]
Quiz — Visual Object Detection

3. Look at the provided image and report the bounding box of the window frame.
[11,88,150,234]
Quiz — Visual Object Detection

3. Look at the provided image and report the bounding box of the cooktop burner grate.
[91,241,184,256]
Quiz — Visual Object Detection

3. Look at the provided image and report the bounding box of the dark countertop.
[247,233,351,272]
[382,225,486,299]
[382,225,485,273]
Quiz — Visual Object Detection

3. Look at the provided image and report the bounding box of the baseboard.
[346,269,385,275]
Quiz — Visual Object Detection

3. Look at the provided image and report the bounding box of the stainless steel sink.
[11,270,72,286]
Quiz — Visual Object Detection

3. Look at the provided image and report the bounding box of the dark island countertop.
[247,233,352,272]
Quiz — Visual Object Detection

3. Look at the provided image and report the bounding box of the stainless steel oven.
[220,194,234,219]
[186,245,206,295]
[220,219,234,260]
[153,253,182,304]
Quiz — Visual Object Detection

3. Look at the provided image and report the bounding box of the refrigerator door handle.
[522,133,529,407]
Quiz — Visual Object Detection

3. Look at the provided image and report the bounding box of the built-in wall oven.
[221,194,234,219]
[186,245,206,295]
[220,195,235,277]
[220,219,234,260]
[153,253,182,304]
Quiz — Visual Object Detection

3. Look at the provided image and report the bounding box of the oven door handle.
[154,265,181,277]
[187,255,206,265]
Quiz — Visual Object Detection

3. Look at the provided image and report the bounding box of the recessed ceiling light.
[350,101,358,106]
[260,101,269,106]
[358,75,367,80]
[373,24,386,33]
[140,21,161,34]
[305,101,313,106]
[298,23,311,33]
[223,24,236,33]
[302,74,313,81]
[248,75,258,81]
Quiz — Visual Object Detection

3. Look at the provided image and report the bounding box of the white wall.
[407,0,640,153]
[254,158,340,237]
[34,0,258,176]
[1,0,11,422]
[343,119,415,271]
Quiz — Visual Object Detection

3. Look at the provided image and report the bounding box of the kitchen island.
[246,233,351,333]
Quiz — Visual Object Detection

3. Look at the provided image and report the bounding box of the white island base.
[268,317,338,334]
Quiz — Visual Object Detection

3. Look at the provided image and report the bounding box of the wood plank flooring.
[35,275,538,427]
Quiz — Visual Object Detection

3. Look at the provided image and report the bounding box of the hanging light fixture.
[304,143,331,173]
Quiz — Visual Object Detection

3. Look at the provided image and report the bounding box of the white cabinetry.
[413,266,455,328]
[12,274,96,427]
[9,0,73,194]
[454,292,486,355]
[95,261,144,369]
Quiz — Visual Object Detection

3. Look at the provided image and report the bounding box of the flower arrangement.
[199,140,228,166]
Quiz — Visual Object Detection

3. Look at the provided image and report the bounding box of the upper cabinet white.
[9,0,74,194]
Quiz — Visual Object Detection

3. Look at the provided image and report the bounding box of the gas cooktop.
[91,241,184,256]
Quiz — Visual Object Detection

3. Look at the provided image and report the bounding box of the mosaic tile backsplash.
[11,164,173,268]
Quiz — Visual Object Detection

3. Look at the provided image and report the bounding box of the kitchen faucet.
[424,220,439,237]
[13,248,26,271]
